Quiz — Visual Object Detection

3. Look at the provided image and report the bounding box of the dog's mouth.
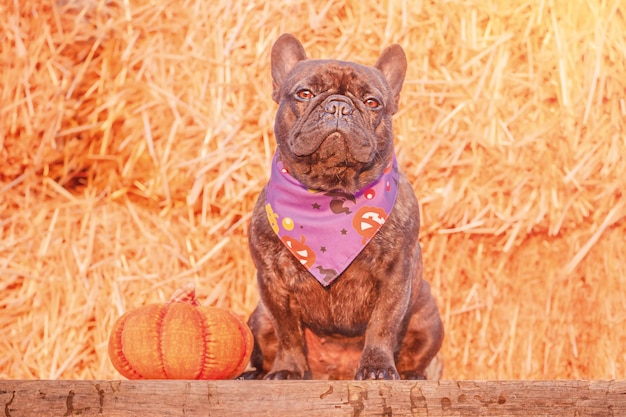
[290,129,372,164]
[289,97,375,164]
[282,130,386,193]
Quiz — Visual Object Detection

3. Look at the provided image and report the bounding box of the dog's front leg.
[257,271,312,380]
[354,263,414,380]
[356,314,406,379]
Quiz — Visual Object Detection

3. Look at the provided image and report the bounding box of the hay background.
[1,0,625,380]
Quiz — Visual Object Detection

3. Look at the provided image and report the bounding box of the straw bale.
[1,0,625,380]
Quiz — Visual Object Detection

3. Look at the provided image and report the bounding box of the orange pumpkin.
[108,284,253,380]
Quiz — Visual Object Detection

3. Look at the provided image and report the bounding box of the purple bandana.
[265,152,399,286]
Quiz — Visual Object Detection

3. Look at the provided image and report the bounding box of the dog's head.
[270,34,407,193]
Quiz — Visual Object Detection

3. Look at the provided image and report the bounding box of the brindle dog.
[241,34,444,380]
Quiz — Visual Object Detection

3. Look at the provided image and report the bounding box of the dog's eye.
[296,89,314,100]
[365,98,381,109]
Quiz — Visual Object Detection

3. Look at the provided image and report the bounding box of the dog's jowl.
[241,34,444,380]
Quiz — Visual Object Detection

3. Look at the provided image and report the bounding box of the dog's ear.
[271,34,308,103]
[375,45,407,113]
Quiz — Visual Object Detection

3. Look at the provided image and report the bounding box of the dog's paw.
[355,347,400,380]
[355,365,400,380]
[237,370,266,380]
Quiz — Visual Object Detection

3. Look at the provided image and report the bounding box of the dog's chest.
[288,256,381,337]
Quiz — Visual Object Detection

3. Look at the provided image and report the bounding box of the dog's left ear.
[271,34,308,103]
[375,45,407,112]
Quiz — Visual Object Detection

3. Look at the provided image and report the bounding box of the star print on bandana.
[264,152,399,286]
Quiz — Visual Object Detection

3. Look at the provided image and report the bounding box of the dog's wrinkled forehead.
[287,59,388,97]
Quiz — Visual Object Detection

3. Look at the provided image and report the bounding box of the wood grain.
[1,380,625,416]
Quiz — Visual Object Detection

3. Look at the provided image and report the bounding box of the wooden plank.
[0,380,625,416]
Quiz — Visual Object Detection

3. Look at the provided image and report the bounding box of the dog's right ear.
[271,34,308,103]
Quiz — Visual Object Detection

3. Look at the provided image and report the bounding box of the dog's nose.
[324,96,353,116]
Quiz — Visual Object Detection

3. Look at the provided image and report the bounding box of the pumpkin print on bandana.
[265,152,399,286]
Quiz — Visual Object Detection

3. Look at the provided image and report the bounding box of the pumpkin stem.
[168,283,200,306]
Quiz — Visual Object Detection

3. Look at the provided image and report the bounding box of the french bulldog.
[241,34,444,380]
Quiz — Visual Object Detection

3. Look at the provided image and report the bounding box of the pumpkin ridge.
[197,309,221,379]
[108,312,144,379]
[227,310,254,379]
[156,304,169,379]
[192,303,210,380]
